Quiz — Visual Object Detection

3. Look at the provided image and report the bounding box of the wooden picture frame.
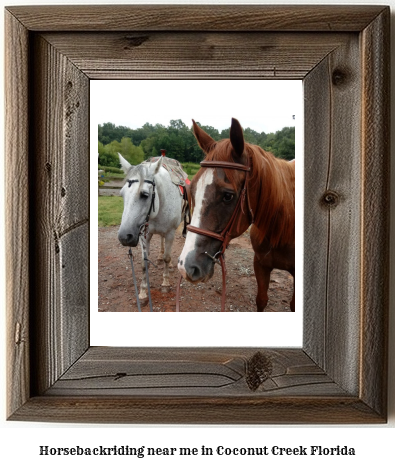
[5,5,389,424]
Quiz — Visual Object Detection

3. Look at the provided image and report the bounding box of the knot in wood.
[246,351,273,391]
[123,35,149,49]
[332,68,349,87]
[321,190,340,207]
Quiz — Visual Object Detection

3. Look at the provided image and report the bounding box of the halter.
[176,156,253,312]
[127,177,157,312]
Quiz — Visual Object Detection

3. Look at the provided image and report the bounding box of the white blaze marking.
[178,169,214,278]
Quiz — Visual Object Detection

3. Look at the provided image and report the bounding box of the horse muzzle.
[117,230,139,247]
[178,251,215,283]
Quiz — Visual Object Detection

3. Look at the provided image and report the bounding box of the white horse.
[117,153,185,306]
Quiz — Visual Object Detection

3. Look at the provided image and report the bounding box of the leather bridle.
[127,177,156,228]
[127,177,156,312]
[176,156,254,312]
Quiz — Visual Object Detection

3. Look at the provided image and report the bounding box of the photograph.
[94,80,301,315]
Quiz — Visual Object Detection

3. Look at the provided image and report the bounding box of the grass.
[102,173,125,179]
[98,196,123,227]
[181,162,200,180]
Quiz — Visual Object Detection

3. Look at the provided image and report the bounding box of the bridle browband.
[176,156,254,312]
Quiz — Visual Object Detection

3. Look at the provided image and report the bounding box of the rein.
[176,157,253,312]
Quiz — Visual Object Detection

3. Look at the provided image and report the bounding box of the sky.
[91,80,302,134]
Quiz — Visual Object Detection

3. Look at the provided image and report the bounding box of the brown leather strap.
[176,155,251,312]
[176,274,182,312]
[200,161,250,172]
[187,186,247,248]
[187,224,224,242]
[176,253,227,312]
[219,254,226,312]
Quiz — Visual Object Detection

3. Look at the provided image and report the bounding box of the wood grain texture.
[303,56,332,369]
[10,349,383,424]
[42,32,350,80]
[360,9,390,418]
[5,5,389,424]
[325,39,362,394]
[10,396,383,425]
[6,5,386,32]
[46,347,345,397]
[29,34,90,395]
[304,35,362,395]
[59,224,89,369]
[5,10,30,418]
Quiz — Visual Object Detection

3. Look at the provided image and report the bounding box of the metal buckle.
[204,251,222,265]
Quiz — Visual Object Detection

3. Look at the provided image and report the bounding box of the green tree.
[261,127,295,160]
[98,121,295,164]
[98,141,120,168]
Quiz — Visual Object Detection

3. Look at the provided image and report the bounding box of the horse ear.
[118,152,132,174]
[230,118,244,158]
[151,156,163,175]
[192,119,216,154]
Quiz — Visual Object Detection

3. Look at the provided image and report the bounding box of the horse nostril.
[118,232,137,247]
[189,265,202,282]
[184,252,212,283]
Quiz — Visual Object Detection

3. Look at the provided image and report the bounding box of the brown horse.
[178,118,295,311]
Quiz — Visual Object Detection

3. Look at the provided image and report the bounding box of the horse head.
[117,154,162,247]
[178,119,251,283]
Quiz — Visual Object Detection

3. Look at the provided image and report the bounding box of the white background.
[1,0,394,469]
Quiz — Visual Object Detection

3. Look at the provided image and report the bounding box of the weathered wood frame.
[5,5,389,424]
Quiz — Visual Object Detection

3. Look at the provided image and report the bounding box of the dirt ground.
[98,224,294,312]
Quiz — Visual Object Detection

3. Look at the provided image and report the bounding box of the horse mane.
[204,139,295,248]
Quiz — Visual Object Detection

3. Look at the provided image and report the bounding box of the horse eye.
[141,191,149,198]
[223,192,234,203]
